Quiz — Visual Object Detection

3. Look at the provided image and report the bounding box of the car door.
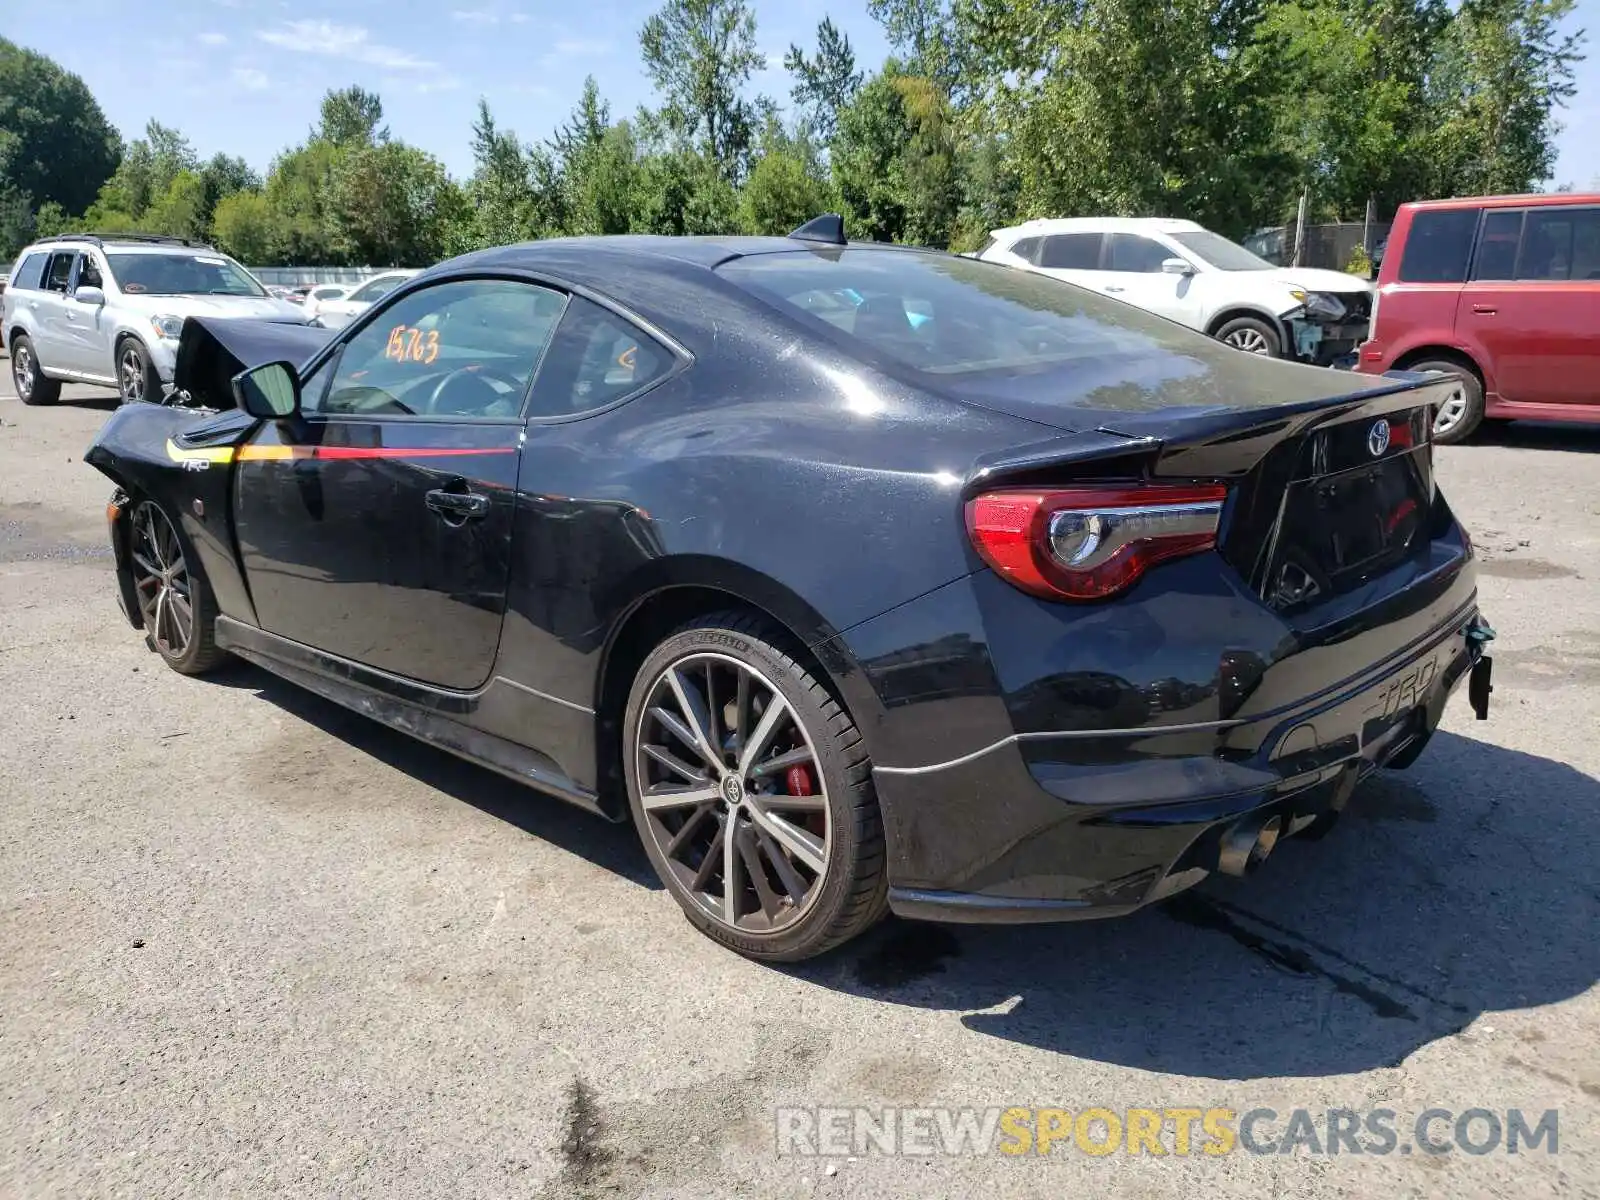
[58,251,115,378]
[233,276,567,690]
[1099,233,1204,328]
[1033,233,1105,290]
[30,252,78,370]
[1457,204,1600,407]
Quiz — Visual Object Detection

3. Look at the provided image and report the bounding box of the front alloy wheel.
[624,614,887,961]
[129,500,224,674]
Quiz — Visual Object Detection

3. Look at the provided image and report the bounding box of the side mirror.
[1161,258,1195,276]
[233,361,301,420]
[74,285,106,306]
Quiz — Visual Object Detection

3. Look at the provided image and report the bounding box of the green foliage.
[0,37,122,249]
[4,4,1585,268]
[639,0,766,178]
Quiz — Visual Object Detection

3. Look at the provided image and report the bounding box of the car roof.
[1403,193,1600,211]
[988,217,1207,239]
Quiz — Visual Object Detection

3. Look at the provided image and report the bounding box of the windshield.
[1169,231,1276,272]
[718,248,1204,378]
[350,275,408,303]
[107,252,267,297]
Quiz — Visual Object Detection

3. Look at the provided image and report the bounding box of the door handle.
[1472,304,1497,315]
[1103,285,1126,294]
[425,487,490,522]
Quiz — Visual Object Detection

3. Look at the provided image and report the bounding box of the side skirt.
[215,616,610,819]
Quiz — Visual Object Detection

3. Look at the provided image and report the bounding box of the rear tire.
[11,335,61,405]
[623,612,888,962]
[117,338,162,405]
[1406,359,1484,445]
[129,499,226,675]
[1214,315,1282,358]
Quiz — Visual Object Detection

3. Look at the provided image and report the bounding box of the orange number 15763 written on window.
[385,324,440,364]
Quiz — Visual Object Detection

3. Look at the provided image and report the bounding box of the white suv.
[975,217,1374,367]
[2,234,306,406]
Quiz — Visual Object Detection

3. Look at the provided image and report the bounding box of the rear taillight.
[965,483,1228,600]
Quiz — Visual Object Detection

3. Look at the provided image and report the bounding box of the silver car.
[2,233,306,405]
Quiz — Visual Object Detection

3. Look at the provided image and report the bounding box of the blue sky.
[8,0,1596,189]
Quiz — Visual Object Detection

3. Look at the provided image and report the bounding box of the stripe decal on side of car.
[165,440,516,465]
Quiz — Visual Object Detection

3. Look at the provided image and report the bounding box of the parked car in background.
[3,233,308,405]
[976,218,1374,367]
[311,270,421,330]
[1357,193,1600,443]
[299,284,350,324]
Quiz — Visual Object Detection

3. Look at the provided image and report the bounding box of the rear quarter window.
[1398,209,1481,283]
[10,252,49,291]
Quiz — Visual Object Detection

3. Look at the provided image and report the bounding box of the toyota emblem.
[1367,419,1391,457]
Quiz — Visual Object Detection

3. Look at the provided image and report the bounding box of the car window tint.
[77,255,103,290]
[525,296,675,419]
[1037,233,1103,270]
[43,253,75,293]
[1009,237,1041,263]
[12,252,48,291]
[719,248,1207,379]
[974,235,998,257]
[1398,209,1480,283]
[315,278,566,420]
[1106,233,1172,273]
[1471,210,1522,280]
[1517,207,1600,281]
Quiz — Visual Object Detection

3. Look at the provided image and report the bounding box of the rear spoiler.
[963,373,1454,495]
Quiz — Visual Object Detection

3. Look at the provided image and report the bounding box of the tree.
[0,39,122,239]
[638,0,766,178]
[211,190,276,263]
[142,170,209,241]
[1418,0,1583,197]
[85,120,198,227]
[831,65,961,246]
[328,141,458,264]
[262,139,343,263]
[784,18,863,142]
[320,86,388,147]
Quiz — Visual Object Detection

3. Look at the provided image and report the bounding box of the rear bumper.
[873,597,1490,925]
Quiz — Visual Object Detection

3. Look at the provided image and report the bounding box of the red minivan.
[1358,193,1600,442]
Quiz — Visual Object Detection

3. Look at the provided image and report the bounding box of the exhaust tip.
[1217,814,1284,877]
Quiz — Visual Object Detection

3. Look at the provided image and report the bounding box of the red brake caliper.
[785,765,824,840]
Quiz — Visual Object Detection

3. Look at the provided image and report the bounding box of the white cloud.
[451,8,498,24]
[509,11,529,22]
[233,66,271,90]
[254,20,435,71]
[551,37,612,56]
[198,31,229,46]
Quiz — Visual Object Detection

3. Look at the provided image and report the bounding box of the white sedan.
[299,284,351,324]
[311,270,421,331]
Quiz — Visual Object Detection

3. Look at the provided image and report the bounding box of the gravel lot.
[2,375,1597,1199]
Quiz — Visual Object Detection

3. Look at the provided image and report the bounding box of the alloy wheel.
[130,502,193,657]
[13,343,34,400]
[120,345,146,402]
[1223,327,1272,354]
[1433,382,1469,436]
[633,652,831,934]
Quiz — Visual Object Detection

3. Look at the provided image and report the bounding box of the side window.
[1471,210,1522,280]
[1398,209,1480,283]
[314,278,565,419]
[1106,233,1174,273]
[350,275,404,304]
[11,252,49,291]
[525,296,675,420]
[42,252,76,294]
[1517,207,1600,281]
[1009,237,1041,263]
[77,254,104,291]
[1038,233,1104,270]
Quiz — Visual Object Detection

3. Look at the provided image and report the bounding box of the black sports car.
[84,217,1495,962]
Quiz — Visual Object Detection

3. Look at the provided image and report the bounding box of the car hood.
[1268,267,1374,294]
[118,292,309,323]
[171,316,334,407]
